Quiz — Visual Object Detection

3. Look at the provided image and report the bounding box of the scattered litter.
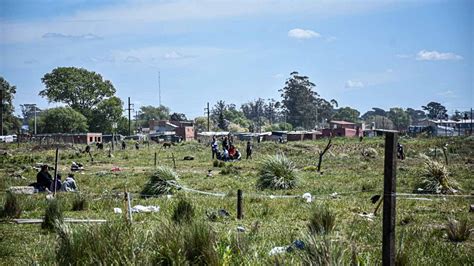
[46,194,55,200]
[269,246,287,256]
[96,171,108,176]
[114,208,123,214]
[131,205,160,213]
[236,226,246,232]
[302,193,312,203]
[470,205,474,212]
[292,240,305,250]
[370,194,381,204]
[111,167,122,172]
[218,209,230,217]
[269,195,275,199]
[183,156,194,161]
[8,186,35,195]
[166,195,173,199]
[330,192,339,199]
[358,212,376,222]
[13,218,107,224]
[71,162,84,172]
[402,197,432,201]
[207,170,213,177]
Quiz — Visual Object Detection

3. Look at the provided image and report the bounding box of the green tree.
[406,108,426,124]
[40,67,116,117]
[170,112,187,121]
[365,115,394,130]
[194,116,212,132]
[387,107,410,131]
[88,96,124,133]
[361,107,387,120]
[279,72,319,129]
[139,105,170,123]
[422,102,447,119]
[211,100,229,130]
[0,77,21,134]
[34,107,88,133]
[331,107,360,122]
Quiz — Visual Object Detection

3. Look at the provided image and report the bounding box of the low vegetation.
[257,154,298,190]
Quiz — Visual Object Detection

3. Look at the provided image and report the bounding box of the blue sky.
[1,0,472,118]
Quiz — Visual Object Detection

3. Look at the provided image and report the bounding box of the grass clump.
[71,195,88,211]
[300,235,346,265]
[303,165,318,172]
[172,198,195,224]
[418,154,458,194]
[307,204,336,235]
[219,164,240,175]
[1,192,22,219]
[445,219,471,242]
[42,199,63,231]
[141,166,179,197]
[257,154,298,190]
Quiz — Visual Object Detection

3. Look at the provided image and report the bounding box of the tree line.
[0,69,471,135]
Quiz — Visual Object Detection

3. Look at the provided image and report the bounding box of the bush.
[445,219,471,242]
[71,195,88,211]
[172,198,195,224]
[56,222,144,264]
[300,235,346,265]
[141,167,180,197]
[307,204,336,235]
[418,154,458,194]
[213,159,219,167]
[257,155,298,190]
[42,199,63,231]
[219,165,240,175]
[1,192,22,219]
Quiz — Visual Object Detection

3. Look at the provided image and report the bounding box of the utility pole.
[126,97,134,136]
[205,102,210,131]
[33,104,37,135]
[0,89,3,136]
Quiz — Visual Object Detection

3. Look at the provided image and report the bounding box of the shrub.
[1,192,22,219]
[219,165,240,175]
[213,160,219,167]
[71,195,88,211]
[172,198,195,224]
[361,148,378,158]
[42,199,63,231]
[419,154,458,194]
[300,235,346,265]
[257,155,298,190]
[303,165,318,172]
[218,161,225,168]
[141,167,180,197]
[307,204,336,235]
[445,219,471,242]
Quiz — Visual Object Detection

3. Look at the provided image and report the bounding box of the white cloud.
[163,51,193,60]
[345,80,364,88]
[42,32,102,40]
[416,50,463,61]
[436,90,457,98]
[288,28,321,39]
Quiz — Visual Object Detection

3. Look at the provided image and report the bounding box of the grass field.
[0,136,473,265]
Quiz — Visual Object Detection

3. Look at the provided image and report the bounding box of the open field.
[1,136,473,265]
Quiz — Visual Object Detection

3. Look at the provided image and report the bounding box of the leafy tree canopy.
[331,107,360,123]
[170,112,187,121]
[422,102,447,119]
[88,96,124,133]
[1,76,21,134]
[33,107,88,134]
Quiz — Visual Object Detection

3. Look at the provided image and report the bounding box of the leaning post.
[237,189,243,219]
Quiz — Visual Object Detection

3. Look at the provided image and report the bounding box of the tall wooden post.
[237,189,243,219]
[154,152,157,167]
[53,148,59,196]
[383,132,397,266]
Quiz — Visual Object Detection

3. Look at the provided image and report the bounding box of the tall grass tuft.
[141,166,180,197]
[42,199,63,231]
[307,204,336,235]
[71,195,88,211]
[419,154,458,194]
[257,154,298,190]
[1,192,22,218]
[300,235,346,265]
[152,220,219,265]
[172,198,195,224]
[56,222,145,264]
[445,219,471,242]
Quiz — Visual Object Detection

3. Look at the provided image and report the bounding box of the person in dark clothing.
[246,141,253,159]
[397,143,405,160]
[135,141,140,150]
[222,136,229,150]
[36,165,53,192]
[121,141,126,150]
[211,136,218,159]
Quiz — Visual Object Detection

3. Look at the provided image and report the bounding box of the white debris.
[269,246,287,256]
[236,226,246,232]
[358,212,375,222]
[8,186,35,195]
[131,205,160,213]
[166,195,173,199]
[113,208,123,214]
[330,192,339,198]
[302,193,312,203]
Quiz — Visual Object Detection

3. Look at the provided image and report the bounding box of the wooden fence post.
[237,189,243,219]
[154,152,157,167]
[53,147,59,196]
[383,131,397,266]
[172,153,176,169]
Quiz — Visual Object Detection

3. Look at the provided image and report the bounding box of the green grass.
[0,136,473,264]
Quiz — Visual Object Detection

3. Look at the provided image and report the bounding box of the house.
[409,119,473,136]
[32,133,102,145]
[322,120,363,137]
[287,131,322,141]
[148,120,195,141]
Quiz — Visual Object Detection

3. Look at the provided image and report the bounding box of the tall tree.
[279,72,319,129]
[387,108,410,131]
[139,105,170,122]
[0,77,21,134]
[88,96,124,133]
[332,107,360,123]
[34,107,88,133]
[211,100,229,130]
[361,107,387,120]
[170,112,187,121]
[20,104,42,127]
[365,115,394,130]
[40,67,116,117]
[422,101,447,119]
[406,108,426,124]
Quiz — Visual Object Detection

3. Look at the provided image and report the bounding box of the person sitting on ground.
[53,173,62,191]
[222,136,229,150]
[135,141,140,150]
[61,173,78,192]
[35,164,53,192]
[223,148,229,161]
[121,141,126,150]
[246,141,253,160]
[228,145,237,159]
[234,149,242,160]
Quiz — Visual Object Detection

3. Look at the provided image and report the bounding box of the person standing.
[211,136,218,159]
[246,141,253,159]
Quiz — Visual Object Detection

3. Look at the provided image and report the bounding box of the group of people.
[211,136,253,161]
[31,164,78,193]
